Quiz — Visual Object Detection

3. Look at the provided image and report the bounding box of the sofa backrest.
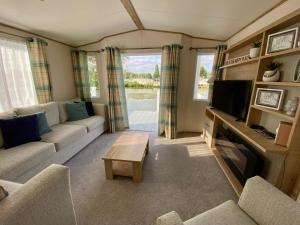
[238,176,300,225]
[15,102,60,127]
[0,164,77,225]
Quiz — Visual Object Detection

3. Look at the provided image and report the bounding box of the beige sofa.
[0,101,107,183]
[0,164,77,225]
[157,176,300,225]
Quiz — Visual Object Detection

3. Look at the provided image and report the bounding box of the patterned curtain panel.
[71,50,91,101]
[213,45,227,80]
[26,38,52,103]
[106,47,129,133]
[158,44,182,139]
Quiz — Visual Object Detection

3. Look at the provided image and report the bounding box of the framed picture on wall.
[254,88,286,110]
[265,28,298,55]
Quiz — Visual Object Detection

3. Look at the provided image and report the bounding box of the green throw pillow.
[36,112,52,135]
[66,102,89,121]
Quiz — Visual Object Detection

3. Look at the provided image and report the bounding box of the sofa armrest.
[156,211,184,225]
[0,164,77,225]
[238,176,300,225]
[93,103,108,118]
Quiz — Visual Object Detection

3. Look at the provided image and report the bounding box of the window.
[193,52,215,100]
[87,54,100,97]
[0,38,37,112]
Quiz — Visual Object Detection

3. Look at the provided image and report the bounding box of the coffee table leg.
[132,162,142,182]
[104,160,114,180]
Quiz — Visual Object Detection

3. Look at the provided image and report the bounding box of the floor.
[66,131,237,225]
[128,110,158,132]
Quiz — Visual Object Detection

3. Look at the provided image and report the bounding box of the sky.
[121,54,214,74]
[122,54,161,73]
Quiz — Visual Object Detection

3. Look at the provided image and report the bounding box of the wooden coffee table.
[102,132,149,182]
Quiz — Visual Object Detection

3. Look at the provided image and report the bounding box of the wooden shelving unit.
[205,9,300,198]
[255,81,300,87]
[251,105,295,122]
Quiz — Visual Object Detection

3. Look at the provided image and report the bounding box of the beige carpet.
[66,132,237,225]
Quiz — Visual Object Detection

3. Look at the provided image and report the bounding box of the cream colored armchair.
[157,176,300,225]
[0,164,77,225]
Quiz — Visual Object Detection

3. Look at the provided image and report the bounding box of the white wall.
[0,25,76,101]
[79,30,223,132]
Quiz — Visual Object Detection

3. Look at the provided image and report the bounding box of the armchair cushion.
[238,176,300,225]
[184,200,256,225]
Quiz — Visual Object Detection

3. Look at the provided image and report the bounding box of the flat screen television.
[211,80,252,120]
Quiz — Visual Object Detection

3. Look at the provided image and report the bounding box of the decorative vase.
[249,47,260,58]
[284,97,299,116]
[262,69,280,82]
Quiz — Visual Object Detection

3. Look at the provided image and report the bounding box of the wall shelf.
[220,58,259,69]
[260,47,300,60]
[251,105,294,122]
[255,81,300,87]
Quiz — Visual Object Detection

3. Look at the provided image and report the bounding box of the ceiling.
[0,0,284,46]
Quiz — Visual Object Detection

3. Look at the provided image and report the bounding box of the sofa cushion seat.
[41,124,87,151]
[184,200,257,225]
[64,116,105,132]
[0,180,22,194]
[0,142,56,180]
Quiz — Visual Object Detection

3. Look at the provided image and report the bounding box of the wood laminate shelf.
[220,58,259,69]
[255,81,300,87]
[251,105,295,122]
[206,107,288,153]
[260,47,300,59]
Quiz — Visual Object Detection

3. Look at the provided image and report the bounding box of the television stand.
[203,106,300,197]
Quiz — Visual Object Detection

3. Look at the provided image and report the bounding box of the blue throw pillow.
[66,102,89,121]
[36,112,52,135]
[0,114,41,149]
[84,101,95,116]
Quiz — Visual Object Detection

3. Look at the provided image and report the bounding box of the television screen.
[212,80,252,120]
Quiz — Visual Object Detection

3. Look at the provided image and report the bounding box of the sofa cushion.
[0,142,56,180]
[66,102,89,121]
[41,124,87,151]
[85,102,95,116]
[64,116,105,132]
[16,102,60,127]
[0,180,22,194]
[184,200,257,225]
[0,115,41,149]
[36,112,52,135]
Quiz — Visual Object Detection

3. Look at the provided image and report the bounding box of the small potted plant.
[263,62,282,82]
[249,41,261,58]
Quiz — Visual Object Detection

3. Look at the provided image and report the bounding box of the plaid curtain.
[26,38,52,103]
[158,44,182,139]
[106,47,129,133]
[71,50,91,101]
[213,45,227,80]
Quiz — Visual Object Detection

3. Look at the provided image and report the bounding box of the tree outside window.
[87,55,100,97]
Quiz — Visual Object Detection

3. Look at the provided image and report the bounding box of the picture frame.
[254,88,286,110]
[294,59,300,82]
[265,28,298,55]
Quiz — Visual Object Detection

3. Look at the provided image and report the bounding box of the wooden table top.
[102,132,149,162]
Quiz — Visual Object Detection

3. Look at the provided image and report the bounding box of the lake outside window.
[87,54,100,97]
[193,52,215,101]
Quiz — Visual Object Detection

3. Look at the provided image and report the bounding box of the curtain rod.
[189,47,216,50]
[85,46,172,53]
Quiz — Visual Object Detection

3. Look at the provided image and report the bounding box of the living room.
[0,0,300,225]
